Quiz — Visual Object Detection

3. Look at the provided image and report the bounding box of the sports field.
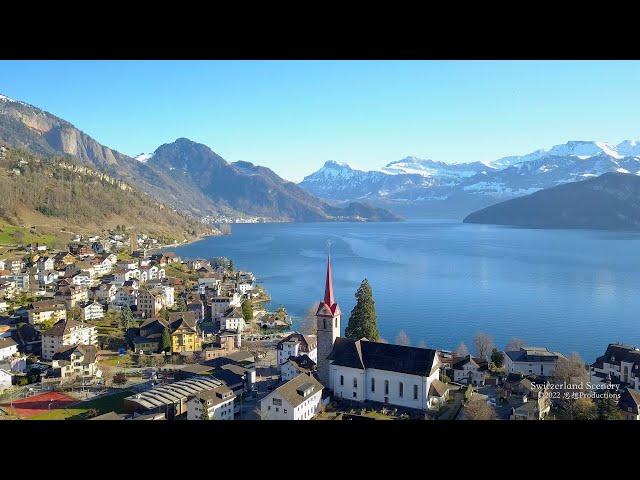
[0,389,133,420]
[0,391,76,419]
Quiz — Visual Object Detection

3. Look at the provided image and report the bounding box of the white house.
[504,346,565,377]
[80,301,104,321]
[281,354,316,382]
[276,333,318,369]
[328,338,442,411]
[41,319,98,360]
[112,286,138,308]
[209,292,242,318]
[37,256,55,272]
[591,343,640,391]
[219,307,246,333]
[0,337,18,360]
[452,355,489,386]
[260,373,324,420]
[187,386,236,420]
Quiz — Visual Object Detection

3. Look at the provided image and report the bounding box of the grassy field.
[164,264,199,282]
[29,389,134,420]
[0,225,56,247]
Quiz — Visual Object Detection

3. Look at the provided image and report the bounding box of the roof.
[504,346,563,363]
[89,411,128,420]
[181,363,215,375]
[328,338,439,377]
[52,344,97,365]
[452,355,488,371]
[277,333,317,352]
[619,388,640,414]
[125,376,223,411]
[194,385,235,406]
[429,379,450,397]
[285,354,317,373]
[267,373,324,408]
[43,318,90,337]
[0,337,17,349]
[316,256,341,317]
[592,343,640,370]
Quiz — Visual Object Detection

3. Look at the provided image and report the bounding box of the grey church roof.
[328,337,438,377]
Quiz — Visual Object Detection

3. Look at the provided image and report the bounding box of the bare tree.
[456,342,469,357]
[395,330,410,346]
[473,332,494,360]
[417,340,428,349]
[553,352,590,419]
[378,337,389,344]
[505,337,526,351]
[464,397,498,420]
[299,304,318,336]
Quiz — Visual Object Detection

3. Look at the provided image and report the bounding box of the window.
[399,382,404,397]
[413,385,418,400]
[273,398,282,406]
[353,378,358,388]
[340,375,344,386]
[371,377,375,392]
[384,380,389,395]
[352,392,357,398]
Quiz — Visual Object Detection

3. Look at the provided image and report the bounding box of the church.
[315,255,444,411]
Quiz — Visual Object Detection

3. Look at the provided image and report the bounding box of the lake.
[170,220,640,362]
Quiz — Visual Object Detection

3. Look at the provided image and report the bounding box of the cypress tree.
[345,278,379,341]
[160,326,172,353]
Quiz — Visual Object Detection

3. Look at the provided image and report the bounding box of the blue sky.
[1,60,640,181]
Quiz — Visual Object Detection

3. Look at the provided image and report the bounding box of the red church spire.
[324,255,335,308]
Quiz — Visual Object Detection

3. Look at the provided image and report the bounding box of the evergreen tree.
[241,298,253,320]
[345,279,379,341]
[490,348,504,368]
[597,396,622,420]
[120,305,133,330]
[160,326,172,353]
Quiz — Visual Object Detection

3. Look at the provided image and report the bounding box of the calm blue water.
[170,220,640,362]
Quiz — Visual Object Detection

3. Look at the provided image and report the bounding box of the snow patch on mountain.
[135,153,153,163]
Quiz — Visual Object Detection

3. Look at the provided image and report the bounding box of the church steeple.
[324,255,335,310]
[316,251,341,389]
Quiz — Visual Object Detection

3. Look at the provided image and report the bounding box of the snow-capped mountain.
[382,156,493,180]
[490,140,631,169]
[299,160,432,201]
[298,138,640,219]
[134,153,153,163]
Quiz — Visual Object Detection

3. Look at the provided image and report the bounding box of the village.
[0,231,638,422]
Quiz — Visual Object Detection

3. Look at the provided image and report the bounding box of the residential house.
[27,300,67,325]
[135,312,201,354]
[186,385,235,420]
[41,318,98,360]
[137,287,166,318]
[218,306,246,333]
[112,286,138,308]
[281,354,317,381]
[260,373,324,420]
[619,388,640,420]
[591,343,640,390]
[504,346,565,377]
[79,301,104,321]
[509,393,551,420]
[0,337,18,360]
[55,284,89,308]
[328,338,442,411]
[276,333,318,370]
[208,292,241,318]
[452,355,489,386]
[49,344,100,383]
[37,256,55,272]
